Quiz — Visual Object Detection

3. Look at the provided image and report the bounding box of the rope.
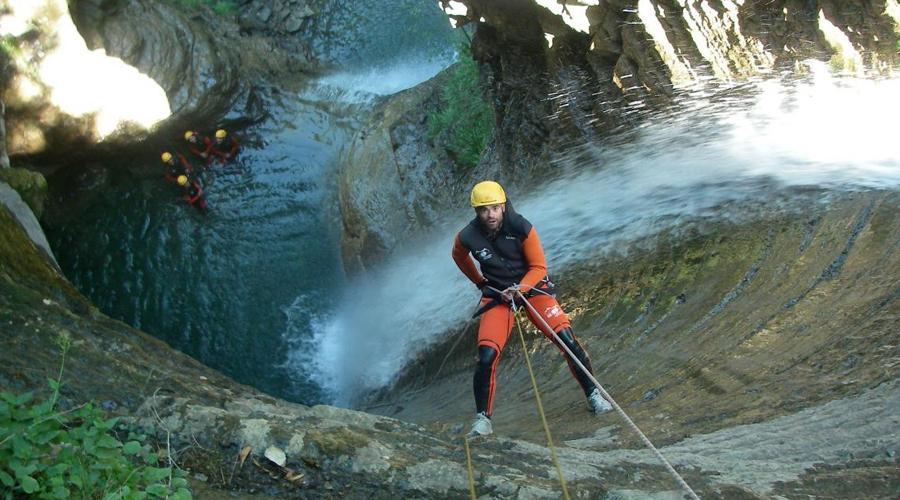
[463,436,477,499]
[513,289,701,500]
[512,302,572,500]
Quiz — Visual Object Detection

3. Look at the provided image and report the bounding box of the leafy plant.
[211,1,236,16]
[164,0,235,16]
[427,44,494,170]
[0,332,191,499]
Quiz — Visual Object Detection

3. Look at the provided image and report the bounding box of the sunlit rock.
[1,0,171,145]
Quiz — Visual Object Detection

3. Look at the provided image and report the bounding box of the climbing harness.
[506,287,702,500]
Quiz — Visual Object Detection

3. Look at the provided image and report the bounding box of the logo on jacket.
[475,248,493,261]
[544,305,562,318]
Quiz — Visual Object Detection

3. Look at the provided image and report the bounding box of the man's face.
[476,203,505,231]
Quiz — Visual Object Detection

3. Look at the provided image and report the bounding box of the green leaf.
[142,467,170,484]
[11,436,32,460]
[47,378,60,391]
[172,488,192,500]
[10,461,37,478]
[45,463,69,477]
[19,474,38,494]
[14,392,33,406]
[96,435,120,449]
[0,470,13,487]
[122,441,141,455]
[34,429,62,445]
[145,484,167,496]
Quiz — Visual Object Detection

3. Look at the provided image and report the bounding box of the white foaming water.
[316,53,456,102]
[301,65,900,406]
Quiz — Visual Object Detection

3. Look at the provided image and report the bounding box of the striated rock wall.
[439,0,899,187]
[67,0,316,126]
[337,69,474,274]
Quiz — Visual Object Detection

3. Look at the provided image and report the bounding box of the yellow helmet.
[184,130,195,140]
[470,181,506,207]
[161,152,173,163]
[215,129,227,139]
[176,175,188,186]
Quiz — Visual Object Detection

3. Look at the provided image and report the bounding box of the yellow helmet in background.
[215,129,227,139]
[177,175,188,186]
[184,130,195,140]
[161,152,173,163]
[470,181,507,207]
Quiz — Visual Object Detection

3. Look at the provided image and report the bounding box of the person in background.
[161,151,192,183]
[184,130,214,166]
[209,129,240,165]
[177,174,207,213]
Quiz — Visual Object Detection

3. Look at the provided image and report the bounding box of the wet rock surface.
[337,68,471,274]
[68,0,319,125]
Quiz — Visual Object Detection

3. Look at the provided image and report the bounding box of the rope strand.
[512,290,701,500]
[463,436,477,499]
[512,303,572,500]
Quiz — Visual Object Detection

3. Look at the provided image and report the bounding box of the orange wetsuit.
[187,135,214,165]
[210,136,239,164]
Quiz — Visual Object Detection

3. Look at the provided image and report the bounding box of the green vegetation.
[0,333,191,499]
[165,0,236,16]
[427,45,494,170]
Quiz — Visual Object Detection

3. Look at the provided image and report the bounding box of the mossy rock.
[302,427,371,461]
[0,168,47,219]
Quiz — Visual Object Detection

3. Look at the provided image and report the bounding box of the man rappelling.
[452,181,612,437]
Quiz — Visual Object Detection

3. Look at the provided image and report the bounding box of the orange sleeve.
[452,233,485,286]
[519,227,547,293]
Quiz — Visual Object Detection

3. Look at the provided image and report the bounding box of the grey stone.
[0,182,58,268]
[257,5,272,23]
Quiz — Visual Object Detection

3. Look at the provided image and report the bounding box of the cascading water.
[302,62,900,406]
[45,0,458,404]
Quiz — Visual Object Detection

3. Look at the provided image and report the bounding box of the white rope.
[506,288,701,500]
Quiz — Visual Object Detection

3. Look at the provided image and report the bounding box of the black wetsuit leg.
[473,345,499,415]
[556,327,596,396]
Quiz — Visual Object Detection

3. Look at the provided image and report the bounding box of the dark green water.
[46,97,348,403]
